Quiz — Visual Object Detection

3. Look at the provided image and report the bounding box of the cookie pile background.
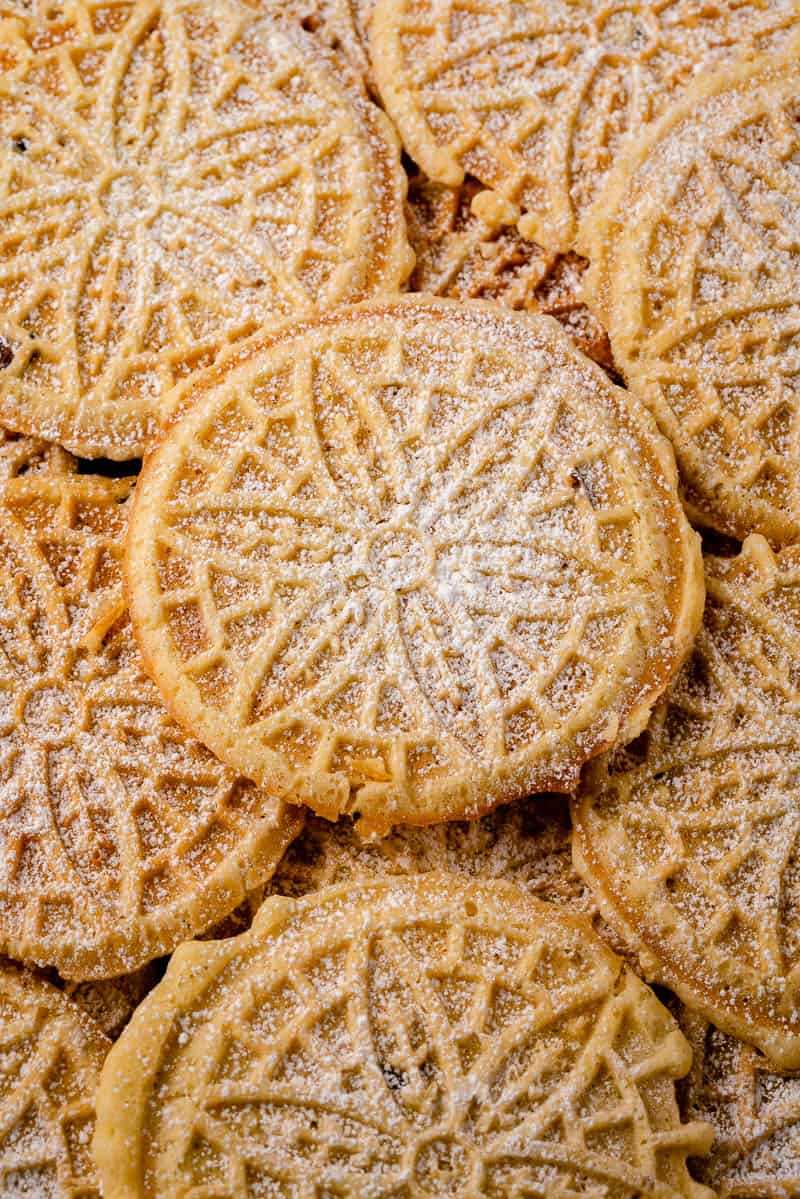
[0,1,798,1196]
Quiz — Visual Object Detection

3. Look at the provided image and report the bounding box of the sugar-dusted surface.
[586,53,800,546]
[0,441,302,979]
[127,297,703,834]
[94,874,713,1199]
[0,0,411,458]
[674,1001,800,1197]
[406,174,616,372]
[271,794,638,964]
[0,959,108,1198]
[371,0,800,254]
[574,534,800,1069]
[268,0,377,92]
[64,961,163,1040]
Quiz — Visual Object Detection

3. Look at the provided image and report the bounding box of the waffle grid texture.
[0,0,412,458]
[0,959,108,1199]
[574,535,800,1069]
[585,52,800,546]
[94,876,714,1199]
[126,298,702,834]
[0,440,302,979]
[370,0,800,253]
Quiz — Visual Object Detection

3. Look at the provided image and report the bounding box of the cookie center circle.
[413,1135,472,1195]
[21,682,78,745]
[101,171,157,223]
[369,527,428,592]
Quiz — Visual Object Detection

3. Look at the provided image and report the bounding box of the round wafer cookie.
[271,797,639,966]
[370,0,800,255]
[573,534,800,1069]
[0,0,411,460]
[674,1003,800,1197]
[0,452,303,980]
[94,874,714,1199]
[126,297,703,835]
[406,175,616,372]
[0,959,108,1199]
[585,53,800,546]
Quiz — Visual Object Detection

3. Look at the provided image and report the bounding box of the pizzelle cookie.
[675,1004,800,1197]
[271,798,639,970]
[0,449,303,979]
[126,297,703,834]
[0,959,108,1199]
[585,53,800,546]
[573,534,800,1069]
[94,875,714,1199]
[0,0,411,459]
[370,0,800,254]
[406,175,615,372]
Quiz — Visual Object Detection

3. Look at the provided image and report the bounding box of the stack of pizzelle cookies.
[0,0,799,1195]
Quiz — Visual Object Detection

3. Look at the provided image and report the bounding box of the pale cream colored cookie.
[0,447,303,979]
[574,535,800,1069]
[371,0,800,253]
[126,297,703,835]
[94,875,714,1198]
[585,52,800,546]
[675,1002,800,1197]
[270,0,376,92]
[0,0,411,458]
[0,958,108,1198]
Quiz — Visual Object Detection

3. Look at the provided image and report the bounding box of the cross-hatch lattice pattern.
[573,535,800,1068]
[127,301,701,834]
[585,55,800,545]
[370,0,800,254]
[676,1004,800,1198]
[0,960,108,1199]
[0,451,301,980]
[405,175,615,371]
[0,0,410,458]
[95,877,713,1199]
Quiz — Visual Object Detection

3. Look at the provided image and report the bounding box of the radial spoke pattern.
[574,535,800,1069]
[0,0,410,457]
[127,300,701,833]
[585,55,800,545]
[94,876,713,1199]
[370,0,800,253]
[0,443,302,980]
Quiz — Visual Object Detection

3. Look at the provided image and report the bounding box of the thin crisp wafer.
[94,875,714,1198]
[371,0,800,253]
[0,0,411,458]
[0,958,108,1198]
[675,1003,800,1197]
[126,297,703,834]
[585,53,800,546]
[0,447,303,979]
